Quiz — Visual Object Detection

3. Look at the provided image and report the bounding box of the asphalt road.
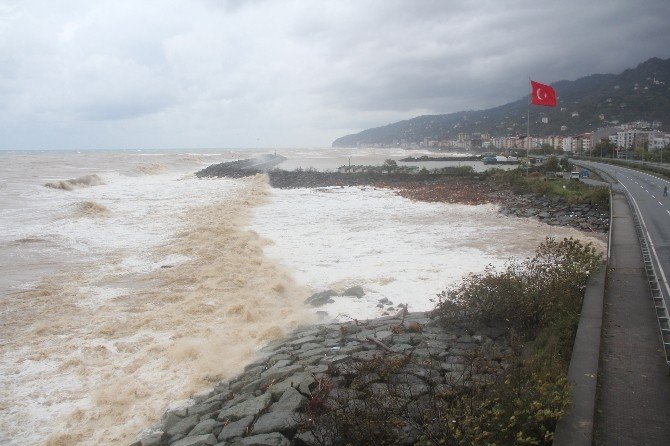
[578,160,670,307]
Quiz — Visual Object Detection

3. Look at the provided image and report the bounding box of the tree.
[382,159,398,173]
[544,156,559,172]
[540,143,554,155]
[592,139,616,158]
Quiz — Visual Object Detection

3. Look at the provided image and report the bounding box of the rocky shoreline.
[131,162,610,445]
[132,311,508,446]
[197,159,609,234]
[372,180,609,234]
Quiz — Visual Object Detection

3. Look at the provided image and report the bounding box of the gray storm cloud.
[0,0,669,149]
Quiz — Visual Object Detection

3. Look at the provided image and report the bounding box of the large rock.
[189,418,221,436]
[269,387,307,412]
[187,400,222,418]
[170,433,218,446]
[140,431,167,446]
[305,290,337,306]
[342,286,365,298]
[267,372,315,399]
[239,432,290,446]
[251,410,302,435]
[166,414,200,440]
[217,393,272,421]
[260,364,305,385]
[217,415,254,442]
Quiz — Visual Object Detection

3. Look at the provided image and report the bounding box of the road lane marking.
[667,210,670,216]
[619,181,670,303]
[659,201,663,206]
[652,195,656,199]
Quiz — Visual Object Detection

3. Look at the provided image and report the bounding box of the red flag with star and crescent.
[530,80,557,107]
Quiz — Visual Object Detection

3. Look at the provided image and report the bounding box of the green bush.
[301,239,602,445]
[487,167,609,209]
[434,237,601,347]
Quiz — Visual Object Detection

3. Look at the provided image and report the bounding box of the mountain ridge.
[332,57,670,147]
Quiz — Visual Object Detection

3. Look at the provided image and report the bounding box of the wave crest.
[136,163,167,175]
[75,201,111,218]
[45,174,104,190]
[3,174,313,445]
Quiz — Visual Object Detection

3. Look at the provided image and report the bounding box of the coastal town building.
[649,131,670,150]
[366,120,667,154]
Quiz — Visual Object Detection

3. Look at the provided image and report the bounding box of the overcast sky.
[1,0,669,150]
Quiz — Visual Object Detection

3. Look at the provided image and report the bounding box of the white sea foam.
[0,149,605,445]
[251,186,605,320]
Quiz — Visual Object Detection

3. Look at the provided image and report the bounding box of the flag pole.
[527,77,531,155]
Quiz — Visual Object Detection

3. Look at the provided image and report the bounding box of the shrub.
[300,238,602,446]
[434,237,601,348]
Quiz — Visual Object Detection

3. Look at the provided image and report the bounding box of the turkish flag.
[530,80,557,107]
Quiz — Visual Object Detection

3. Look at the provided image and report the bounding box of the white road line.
[667,210,670,216]
[652,195,656,199]
[619,181,670,300]
[659,201,663,206]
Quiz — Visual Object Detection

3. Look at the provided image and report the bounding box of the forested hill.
[332,57,670,147]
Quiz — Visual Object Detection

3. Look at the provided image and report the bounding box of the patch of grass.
[488,167,609,208]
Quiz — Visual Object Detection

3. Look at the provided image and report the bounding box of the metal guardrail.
[573,159,670,371]
[625,193,670,372]
[574,156,670,178]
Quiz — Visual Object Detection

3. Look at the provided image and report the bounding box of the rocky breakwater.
[132,311,508,446]
[196,155,287,178]
[498,194,609,233]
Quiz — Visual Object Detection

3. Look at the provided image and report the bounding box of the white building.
[562,137,575,152]
[649,132,670,151]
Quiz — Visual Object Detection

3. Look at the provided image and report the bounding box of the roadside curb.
[552,266,606,446]
[554,160,612,445]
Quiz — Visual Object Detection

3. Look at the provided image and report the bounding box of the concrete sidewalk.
[594,191,670,445]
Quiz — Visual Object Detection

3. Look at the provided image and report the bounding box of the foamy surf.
[44,174,104,190]
[74,201,111,218]
[1,173,312,445]
[251,186,606,320]
[136,163,168,175]
[0,149,606,445]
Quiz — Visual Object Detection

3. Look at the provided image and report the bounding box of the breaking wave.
[45,174,104,190]
[0,175,313,445]
[136,163,168,175]
[75,201,111,218]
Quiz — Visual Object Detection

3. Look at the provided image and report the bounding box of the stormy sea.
[0,148,601,445]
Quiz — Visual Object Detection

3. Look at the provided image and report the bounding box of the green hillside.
[332,57,670,147]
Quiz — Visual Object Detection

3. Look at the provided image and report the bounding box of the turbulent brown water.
[74,201,111,218]
[0,148,605,445]
[2,175,313,445]
[44,174,105,191]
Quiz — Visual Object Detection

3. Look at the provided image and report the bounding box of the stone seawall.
[132,311,508,446]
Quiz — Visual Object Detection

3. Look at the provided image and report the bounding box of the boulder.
[239,432,290,446]
[269,387,307,412]
[252,410,303,435]
[140,431,167,446]
[305,290,337,306]
[169,433,218,446]
[189,419,221,436]
[260,364,305,385]
[217,393,272,422]
[166,414,200,440]
[187,400,222,418]
[267,372,315,399]
[217,415,254,442]
[341,286,365,298]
